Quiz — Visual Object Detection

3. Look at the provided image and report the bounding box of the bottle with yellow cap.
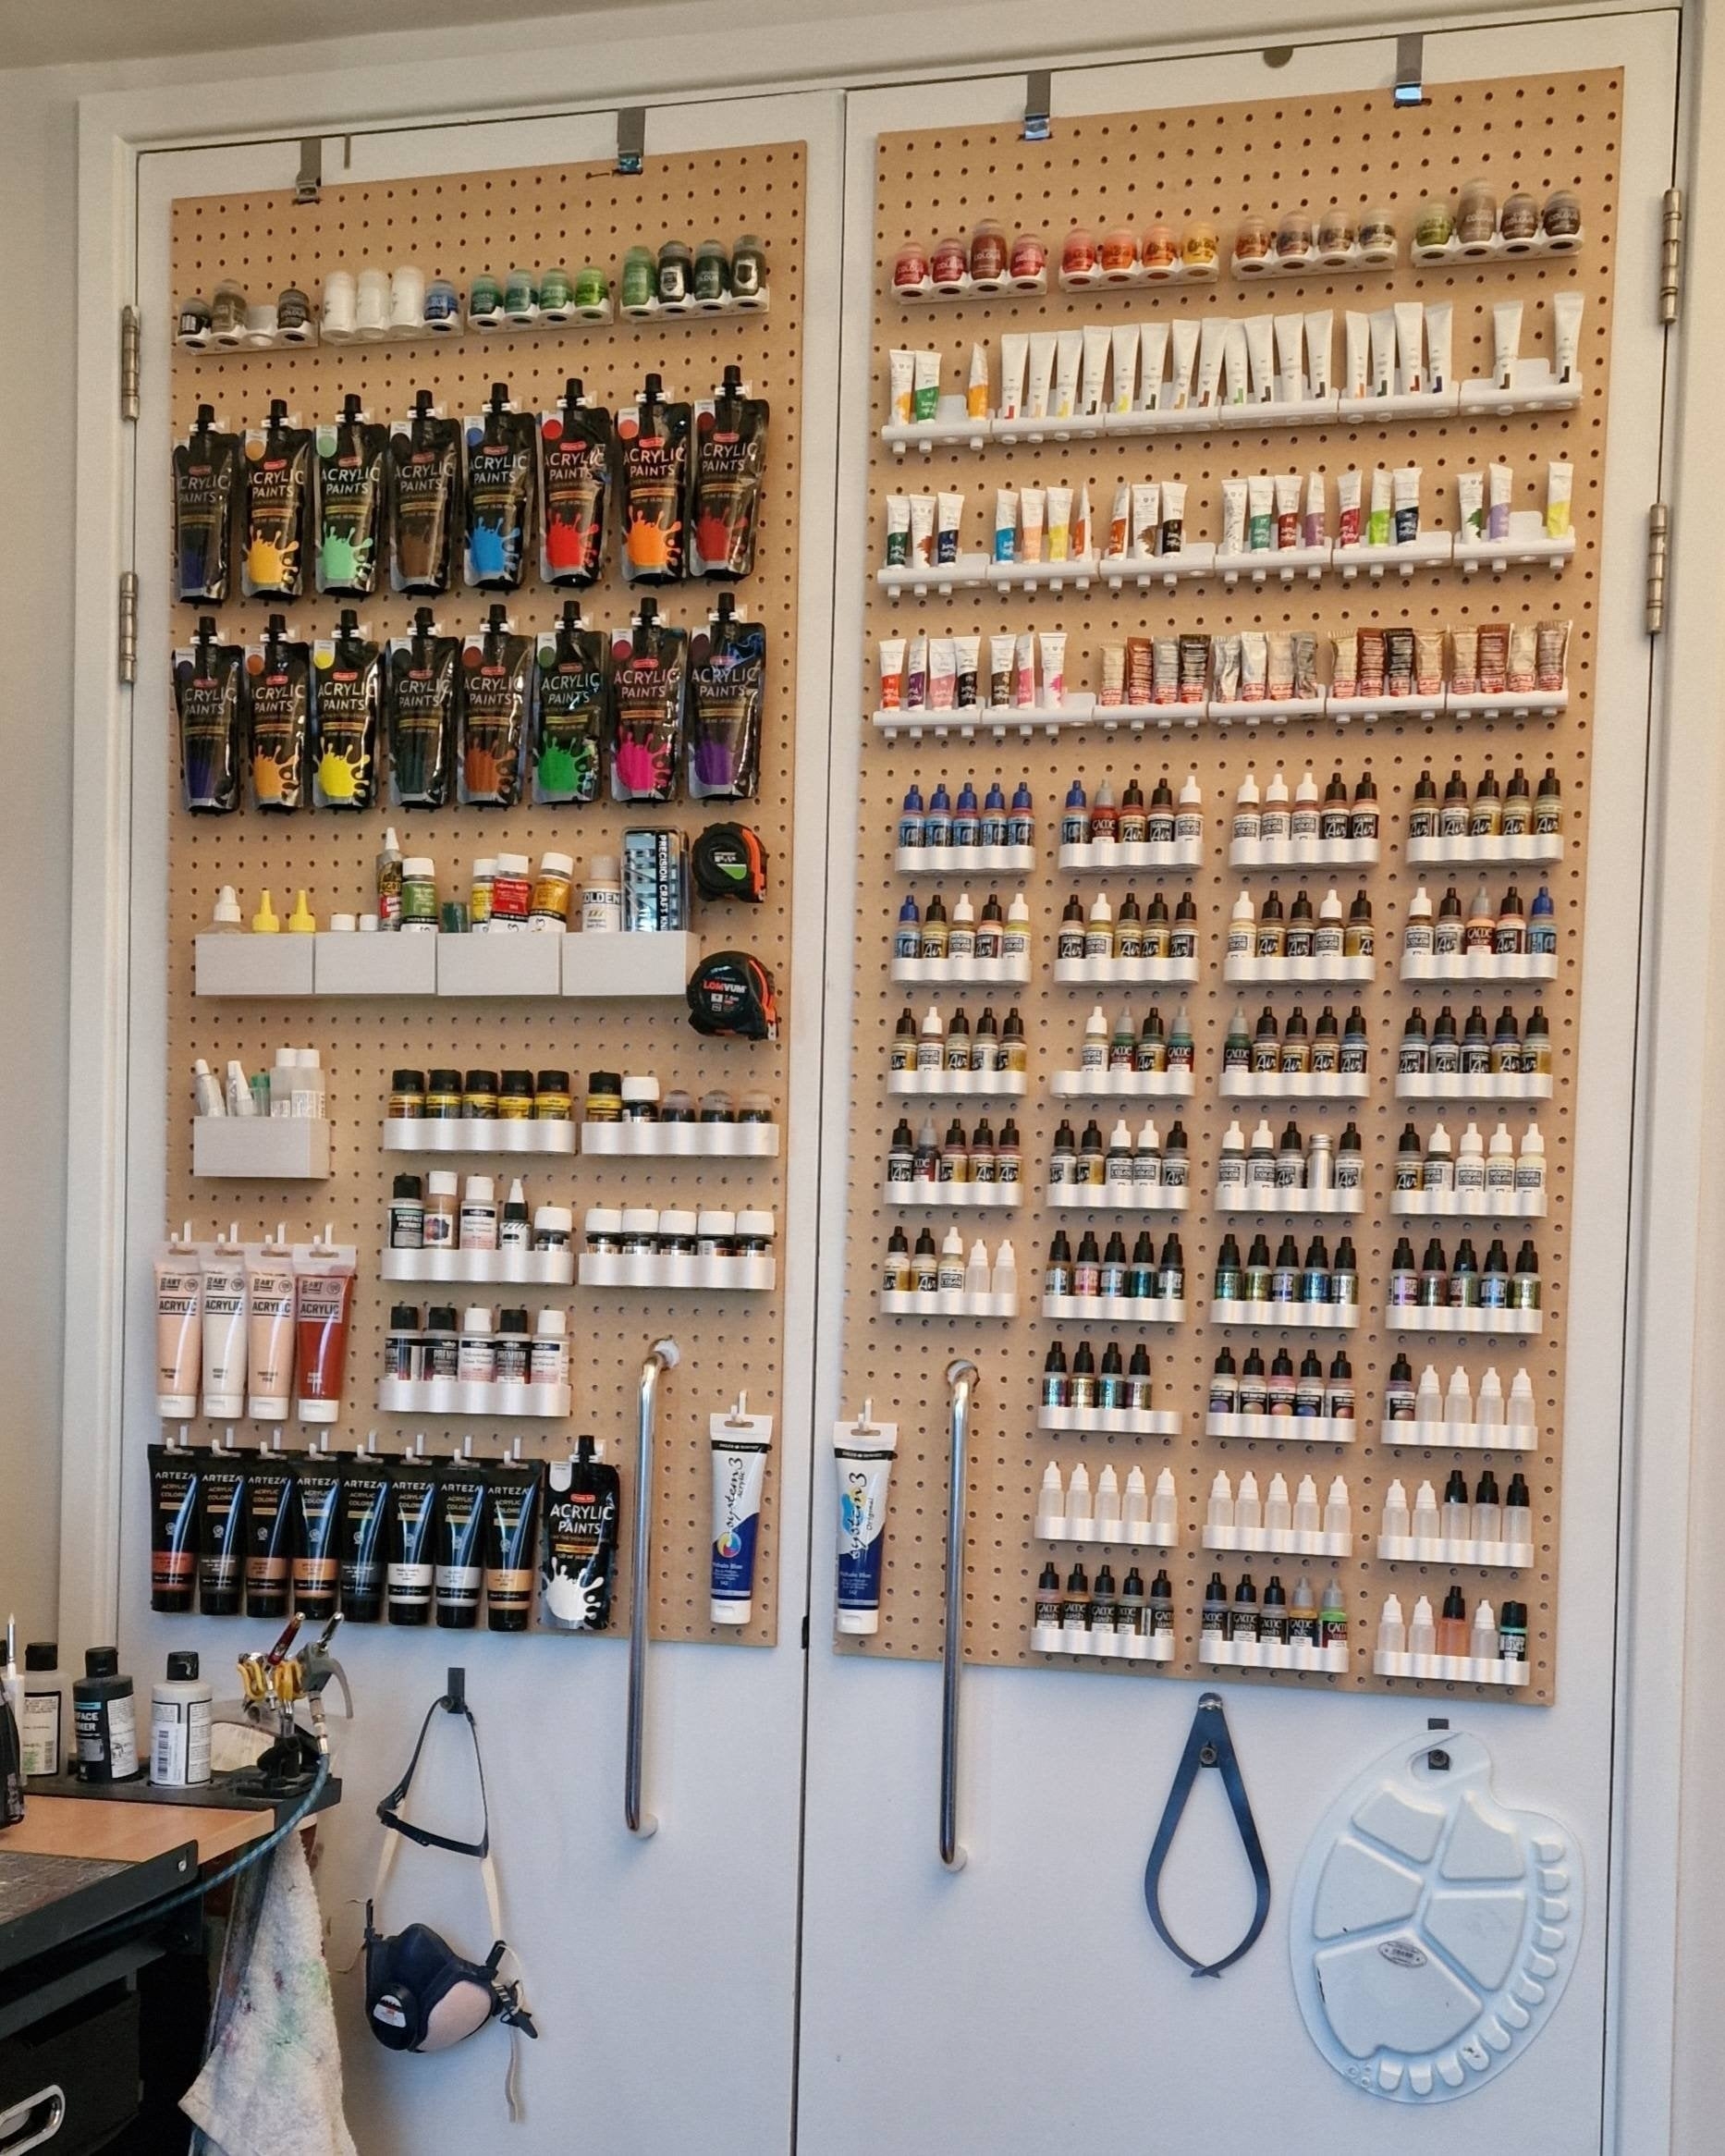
[286,889,317,933]
[251,889,280,934]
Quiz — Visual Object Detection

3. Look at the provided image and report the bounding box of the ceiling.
[0,0,642,69]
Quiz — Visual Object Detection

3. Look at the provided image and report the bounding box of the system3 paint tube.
[312,610,383,810]
[690,364,768,579]
[174,618,243,815]
[539,377,612,587]
[688,595,765,801]
[533,601,607,806]
[459,605,533,807]
[174,405,241,603]
[386,608,459,810]
[242,400,313,601]
[462,383,536,592]
[618,372,691,583]
[248,614,311,812]
[387,391,462,595]
[610,599,686,803]
[315,395,388,596]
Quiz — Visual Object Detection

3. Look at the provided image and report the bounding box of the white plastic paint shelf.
[1038,1405,1182,1438]
[176,321,321,353]
[1215,1185,1364,1216]
[1204,697,1329,727]
[1063,256,1221,291]
[1380,1418,1535,1452]
[876,556,991,601]
[1405,834,1564,867]
[1097,544,1217,591]
[1410,227,1584,264]
[1443,688,1569,719]
[579,1252,776,1292]
[191,1120,330,1180]
[890,954,1031,986]
[1201,1637,1351,1673]
[1395,1072,1552,1102]
[1204,1525,1352,1559]
[1035,1515,1178,1549]
[883,1181,1021,1209]
[381,1248,575,1287]
[879,1288,1019,1318]
[382,1121,578,1156]
[1458,365,1583,416]
[895,845,1036,876]
[1452,527,1575,577]
[581,1122,780,1158]
[1208,1300,1359,1329]
[891,265,1048,302]
[1207,1412,1359,1444]
[376,1378,571,1419]
[1336,386,1461,422]
[1392,1188,1546,1219]
[872,697,1095,743]
[881,417,990,459]
[1224,954,1376,986]
[1400,950,1558,985]
[1376,1533,1534,1569]
[618,288,768,321]
[1373,1649,1530,1686]
[1332,533,1455,582]
[1053,955,1200,986]
[1050,1068,1194,1099]
[1221,1071,1370,1100]
[1213,545,1331,588]
[986,556,1104,595]
[1057,840,1204,873]
[1031,1625,1176,1663]
[1041,1294,1186,1324]
[1230,837,1380,869]
[1385,1305,1544,1336]
[987,414,1107,447]
[888,1067,1027,1098]
[1044,1184,1189,1212]
[194,931,697,999]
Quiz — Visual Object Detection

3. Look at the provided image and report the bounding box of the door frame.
[66,6,1709,2148]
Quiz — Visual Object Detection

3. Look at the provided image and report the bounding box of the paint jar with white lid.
[620,1208,659,1256]
[584,1207,623,1255]
[697,1208,737,1257]
[621,1075,661,1122]
[534,1206,573,1252]
[659,1208,699,1256]
[736,1209,776,1258]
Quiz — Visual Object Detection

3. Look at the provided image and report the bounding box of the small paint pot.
[656,241,692,304]
[1061,226,1098,277]
[1415,198,1455,250]
[468,272,502,318]
[276,287,312,335]
[244,301,278,346]
[1140,222,1178,272]
[539,265,573,310]
[970,221,1008,281]
[692,240,729,302]
[931,235,968,287]
[319,271,356,336]
[1357,206,1398,259]
[1276,209,1314,260]
[176,295,212,340]
[1456,179,1498,247]
[1182,222,1218,268]
[1499,191,1540,243]
[620,248,655,309]
[1009,231,1046,282]
[1100,226,1139,274]
[731,235,766,297]
[1315,207,1356,259]
[1233,213,1273,262]
[355,265,391,335]
[893,239,930,290]
[573,263,609,309]
[389,264,426,327]
[210,280,248,337]
[503,266,536,315]
[423,278,460,325]
[1542,189,1582,239]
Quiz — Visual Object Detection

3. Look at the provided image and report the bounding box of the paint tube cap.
[736,1209,776,1241]
[659,1209,698,1238]
[534,1308,568,1338]
[621,1074,661,1105]
[297,1394,340,1425]
[330,913,357,932]
[697,1209,736,1237]
[462,1306,493,1334]
[213,885,242,926]
[620,1207,660,1236]
[583,1207,623,1236]
[359,914,380,933]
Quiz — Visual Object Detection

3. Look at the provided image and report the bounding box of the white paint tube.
[998,333,1029,421]
[1160,481,1187,555]
[1493,300,1523,389]
[1245,314,1277,404]
[908,493,936,567]
[1168,318,1199,410]
[1303,471,1327,547]
[911,349,941,423]
[1039,631,1067,704]
[1369,309,1397,397]
[1132,484,1160,558]
[1336,469,1363,547]
[1025,332,1057,420]
[966,343,989,419]
[1549,291,1584,383]
[1246,473,1275,551]
[1304,311,1333,398]
[1018,486,1046,562]
[1274,313,1304,403]
[1081,325,1111,416]
[1456,470,1485,543]
[1394,300,1425,395]
[1424,301,1453,391]
[1392,465,1421,545]
[1546,460,1573,539]
[1487,462,1512,541]
[1072,484,1092,558]
[1196,316,1229,408]
[1367,467,1392,545]
[992,488,1019,564]
[1220,478,1248,556]
[1107,481,1132,557]
[710,1414,772,1625]
[884,494,910,566]
[1052,329,1083,420]
[1343,311,1370,400]
[1224,319,1251,404]
[1110,324,1141,414]
[832,1426,897,1635]
[888,349,914,425]
[1045,484,1073,561]
[1273,472,1301,548]
[878,638,906,707]
[935,490,964,565]
[1141,320,1172,410]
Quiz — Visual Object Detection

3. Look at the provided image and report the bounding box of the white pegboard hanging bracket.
[1022,72,1051,144]
[1392,34,1426,108]
[295,137,323,204]
[617,107,646,176]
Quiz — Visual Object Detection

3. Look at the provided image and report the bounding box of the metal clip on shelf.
[941,1357,979,1872]
[626,1339,679,1838]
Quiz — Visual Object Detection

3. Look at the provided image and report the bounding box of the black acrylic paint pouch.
[462,399,536,592]
[533,607,606,806]
[688,606,765,801]
[242,409,313,600]
[174,625,244,815]
[539,387,612,587]
[316,403,388,596]
[459,609,533,807]
[313,615,383,809]
[388,400,462,595]
[248,619,312,812]
[387,616,460,810]
[174,411,241,603]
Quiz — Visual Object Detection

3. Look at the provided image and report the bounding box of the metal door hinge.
[1645,505,1669,636]
[119,305,140,423]
[1659,188,1682,324]
[118,571,139,684]
[1022,71,1051,143]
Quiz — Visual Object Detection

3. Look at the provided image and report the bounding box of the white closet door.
[800,20,1674,2154]
[127,88,841,2156]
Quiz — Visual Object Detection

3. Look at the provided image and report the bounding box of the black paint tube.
[175,404,241,603]
[198,1456,249,1617]
[388,391,462,595]
[316,394,388,596]
[292,1457,343,1620]
[434,1460,490,1630]
[386,1457,438,1627]
[244,1459,298,1622]
[463,385,536,592]
[483,1463,542,1634]
[541,1437,619,1633]
[387,608,459,810]
[313,609,383,810]
[618,373,691,584]
[459,605,532,807]
[337,1457,391,1623]
[148,1442,201,1614]
[533,601,606,805]
[688,596,765,802]
[540,378,612,588]
[609,601,686,804]
[249,614,311,811]
[242,398,313,600]
[690,366,768,580]
[175,619,243,815]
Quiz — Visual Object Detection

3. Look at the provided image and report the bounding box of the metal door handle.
[626,1339,679,1837]
[0,2087,66,2152]
[940,1357,978,1870]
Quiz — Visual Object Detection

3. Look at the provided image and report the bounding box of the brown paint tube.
[483,1462,542,1633]
[292,1457,343,1619]
[293,1245,355,1426]
[244,1458,298,1621]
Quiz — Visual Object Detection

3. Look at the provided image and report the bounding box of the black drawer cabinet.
[0,1987,141,2153]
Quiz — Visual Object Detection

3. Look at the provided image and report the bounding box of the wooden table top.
[6,1797,271,1868]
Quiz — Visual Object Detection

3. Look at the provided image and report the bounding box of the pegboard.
[840,76,1621,1699]
[166,141,807,1647]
